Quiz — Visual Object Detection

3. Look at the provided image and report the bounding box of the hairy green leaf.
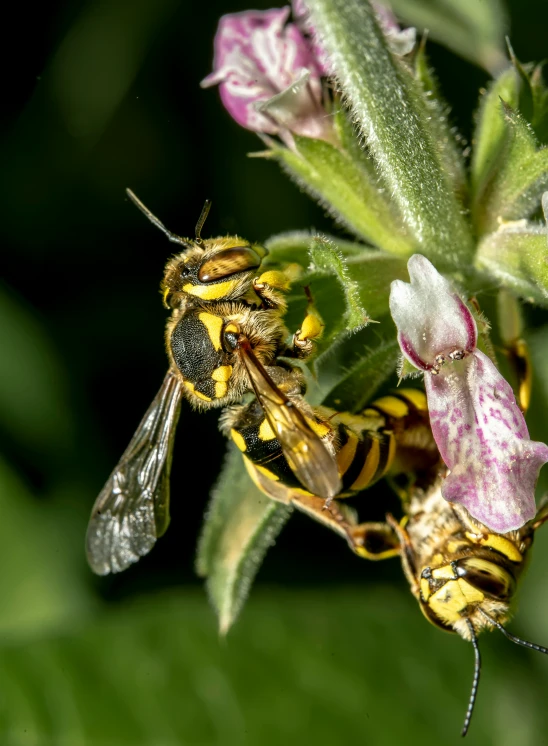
[283,246,407,362]
[471,67,520,205]
[476,222,548,306]
[196,448,291,634]
[264,231,364,267]
[274,136,414,256]
[481,105,548,231]
[308,238,371,331]
[378,0,507,74]
[413,42,467,202]
[307,0,474,267]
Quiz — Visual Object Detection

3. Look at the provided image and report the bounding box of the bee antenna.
[195,199,212,246]
[125,189,191,249]
[479,609,548,655]
[461,619,481,738]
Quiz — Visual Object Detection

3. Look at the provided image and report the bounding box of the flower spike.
[390,255,548,533]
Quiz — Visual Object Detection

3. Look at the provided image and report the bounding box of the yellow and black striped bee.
[233,384,548,735]
[86,193,548,735]
[86,190,340,576]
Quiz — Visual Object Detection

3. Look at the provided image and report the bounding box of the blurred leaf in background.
[1,0,548,744]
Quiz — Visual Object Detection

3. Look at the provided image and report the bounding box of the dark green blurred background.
[1,1,548,744]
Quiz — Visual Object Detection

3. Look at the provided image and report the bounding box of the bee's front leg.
[252,270,291,310]
[289,311,323,359]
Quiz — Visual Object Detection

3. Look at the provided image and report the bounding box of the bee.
[87,191,548,735]
[237,386,548,735]
[86,190,340,576]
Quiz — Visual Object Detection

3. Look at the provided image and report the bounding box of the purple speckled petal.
[426,350,548,532]
[390,254,476,369]
[201,7,324,135]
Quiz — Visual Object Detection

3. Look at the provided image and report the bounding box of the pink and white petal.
[386,26,416,56]
[426,350,548,532]
[201,8,292,88]
[389,255,477,369]
[201,7,325,134]
[255,69,330,140]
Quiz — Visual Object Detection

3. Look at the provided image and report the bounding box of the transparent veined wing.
[237,337,341,499]
[86,370,183,574]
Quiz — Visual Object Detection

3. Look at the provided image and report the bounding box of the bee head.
[124,189,268,308]
[162,238,267,307]
[416,528,548,736]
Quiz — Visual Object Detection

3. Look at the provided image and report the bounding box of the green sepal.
[196,448,291,635]
[273,136,414,256]
[471,67,520,205]
[263,231,364,267]
[506,39,535,123]
[475,220,548,307]
[308,237,371,331]
[481,105,548,232]
[307,0,474,267]
[377,0,507,74]
[531,64,548,144]
[283,244,407,361]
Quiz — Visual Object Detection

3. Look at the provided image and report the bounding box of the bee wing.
[238,339,341,499]
[86,370,183,575]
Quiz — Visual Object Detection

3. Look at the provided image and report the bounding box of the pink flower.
[201,7,331,145]
[390,255,548,533]
[292,0,416,62]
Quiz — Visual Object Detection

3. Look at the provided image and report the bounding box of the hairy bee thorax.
[165,300,289,409]
[401,480,535,639]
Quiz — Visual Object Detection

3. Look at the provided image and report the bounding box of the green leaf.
[283,247,407,362]
[531,64,548,144]
[196,448,291,634]
[308,238,371,331]
[0,457,92,637]
[307,0,474,267]
[481,105,548,231]
[475,221,548,306]
[321,336,401,411]
[1,587,547,745]
[264,231,364,267]
[0,284,73,456]
[274,136,414,256]
[413,41,467,202]
[471,67,520,204]
[378,0,507,74]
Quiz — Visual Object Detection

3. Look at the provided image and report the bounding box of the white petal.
[389,254,476,369]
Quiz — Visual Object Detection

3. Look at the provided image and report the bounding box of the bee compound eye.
[222,323,241,352]
[455,557,515,600]
[198,247,261,283]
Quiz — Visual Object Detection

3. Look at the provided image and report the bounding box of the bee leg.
[253,270,291,309]
[290,493,399,559]
[503,338,532,414]
[386,513,419,594]
[288,311,323,359]
[348,522,401,560]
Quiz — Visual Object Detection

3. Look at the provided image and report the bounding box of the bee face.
[162,238,267,307]
[418,552,517,634]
